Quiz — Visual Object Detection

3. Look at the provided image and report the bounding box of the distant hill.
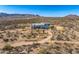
[0,13,79,25]
[0,12,40,20]
[0,12,40,17]
[64,14,79,20]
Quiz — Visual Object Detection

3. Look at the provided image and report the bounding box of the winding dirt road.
[11,29,52,47]
[0,29,79,49]
[0,29,52,48]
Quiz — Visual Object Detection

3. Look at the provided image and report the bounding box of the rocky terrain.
[0,13,79,54]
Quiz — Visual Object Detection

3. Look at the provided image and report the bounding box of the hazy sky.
[0,5,79,17]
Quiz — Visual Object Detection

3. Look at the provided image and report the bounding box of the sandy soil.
[0,29,79,49]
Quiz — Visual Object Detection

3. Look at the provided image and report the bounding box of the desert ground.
[0,19,79,54]
[0,14,79,54]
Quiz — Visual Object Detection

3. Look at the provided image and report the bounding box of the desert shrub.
[2,44,13,51]
[0,35,3,38]
[37,47,50,54]
[3,38,9,42]
[32,42,40,48]
[50,26,54,29]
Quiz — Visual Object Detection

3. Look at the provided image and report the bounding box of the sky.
[0,5,79,17]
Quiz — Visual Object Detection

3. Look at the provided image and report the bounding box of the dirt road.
[11,29,52,47]
[0,29,79,49]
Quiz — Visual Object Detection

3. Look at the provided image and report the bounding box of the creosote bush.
[2,44,13,51]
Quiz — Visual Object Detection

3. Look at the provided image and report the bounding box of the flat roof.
[32,23,50,26]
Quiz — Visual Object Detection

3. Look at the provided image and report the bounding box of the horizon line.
[0,12,79,17]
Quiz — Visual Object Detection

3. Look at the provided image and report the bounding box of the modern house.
[31,23,50,29]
